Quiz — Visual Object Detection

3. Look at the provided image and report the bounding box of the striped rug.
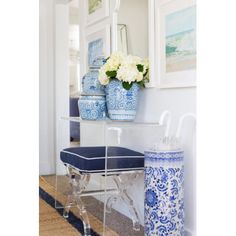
[39,176,118,236]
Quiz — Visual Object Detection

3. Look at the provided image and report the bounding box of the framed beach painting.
[85,0,109,25]
[156,0,196,88]
[86,24,111,69]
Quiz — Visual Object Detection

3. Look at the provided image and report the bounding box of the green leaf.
[122,82,133,90]
[137,80,145,89]
[106,70,117,78]
[143,68,148,77]
[137,64,144,72]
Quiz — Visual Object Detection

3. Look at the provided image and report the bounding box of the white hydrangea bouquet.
[98,52,149,90]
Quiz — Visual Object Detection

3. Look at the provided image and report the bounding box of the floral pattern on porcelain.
[82,70,105,95]
[105,79,140,121]
[78,95,107,120]
[144,150,184,236]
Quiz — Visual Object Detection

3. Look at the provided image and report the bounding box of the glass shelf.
[61,116,162,127]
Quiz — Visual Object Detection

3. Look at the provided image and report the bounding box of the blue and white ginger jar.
[78,95,107,120]
[105,79,140,121]
[82,70,105,95]
[144,150,185,236]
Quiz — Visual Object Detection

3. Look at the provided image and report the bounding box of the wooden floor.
[40,197,81,236]
[39,176,117,236]
[40,175,144,236]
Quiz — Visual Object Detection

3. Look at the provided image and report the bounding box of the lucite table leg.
[120,190,140,231]
[63,166,91,236]
[75,196,91,236]
[106,195,118,213]
[112,173,141,231]
[63,194,73,218]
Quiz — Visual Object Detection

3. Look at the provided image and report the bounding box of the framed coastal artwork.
[86,24,111,69]
[156,0,196,88]
[85,0,109,25]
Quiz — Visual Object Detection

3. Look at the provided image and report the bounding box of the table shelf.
[61,116,162,127]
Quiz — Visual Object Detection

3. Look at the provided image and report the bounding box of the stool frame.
[62,164,143,235]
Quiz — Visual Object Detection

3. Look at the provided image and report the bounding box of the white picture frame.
[85,0,110,25]
[146,0,156,87]
[155,0,196,88]
[85,23,111,70]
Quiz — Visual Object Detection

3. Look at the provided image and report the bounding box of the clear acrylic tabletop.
[61,116,162,126]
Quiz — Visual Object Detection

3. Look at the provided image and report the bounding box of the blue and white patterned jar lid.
[81,69,105,96]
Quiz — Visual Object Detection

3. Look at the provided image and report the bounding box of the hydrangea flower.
[98,51,149,90]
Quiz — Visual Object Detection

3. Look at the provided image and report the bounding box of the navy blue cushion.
[60,146,144,173]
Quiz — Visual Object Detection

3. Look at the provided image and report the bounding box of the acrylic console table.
[56,116,167,236]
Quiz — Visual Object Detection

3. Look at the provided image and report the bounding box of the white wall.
[39,0,55,175]
[39,0,71,176]
[55,3,70,175]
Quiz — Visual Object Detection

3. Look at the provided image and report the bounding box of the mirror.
[116,0,149,58]
[78,0,151,92]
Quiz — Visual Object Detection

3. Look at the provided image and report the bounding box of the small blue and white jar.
[144,150,184,236]
[105,79,140,121]
[82,70,105,95]
[78,95,107,120]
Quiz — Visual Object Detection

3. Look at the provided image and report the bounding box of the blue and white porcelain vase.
[105,79,140,121]
[82,70,105,95]
[78,95,107,120]
[144,150,184,236]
